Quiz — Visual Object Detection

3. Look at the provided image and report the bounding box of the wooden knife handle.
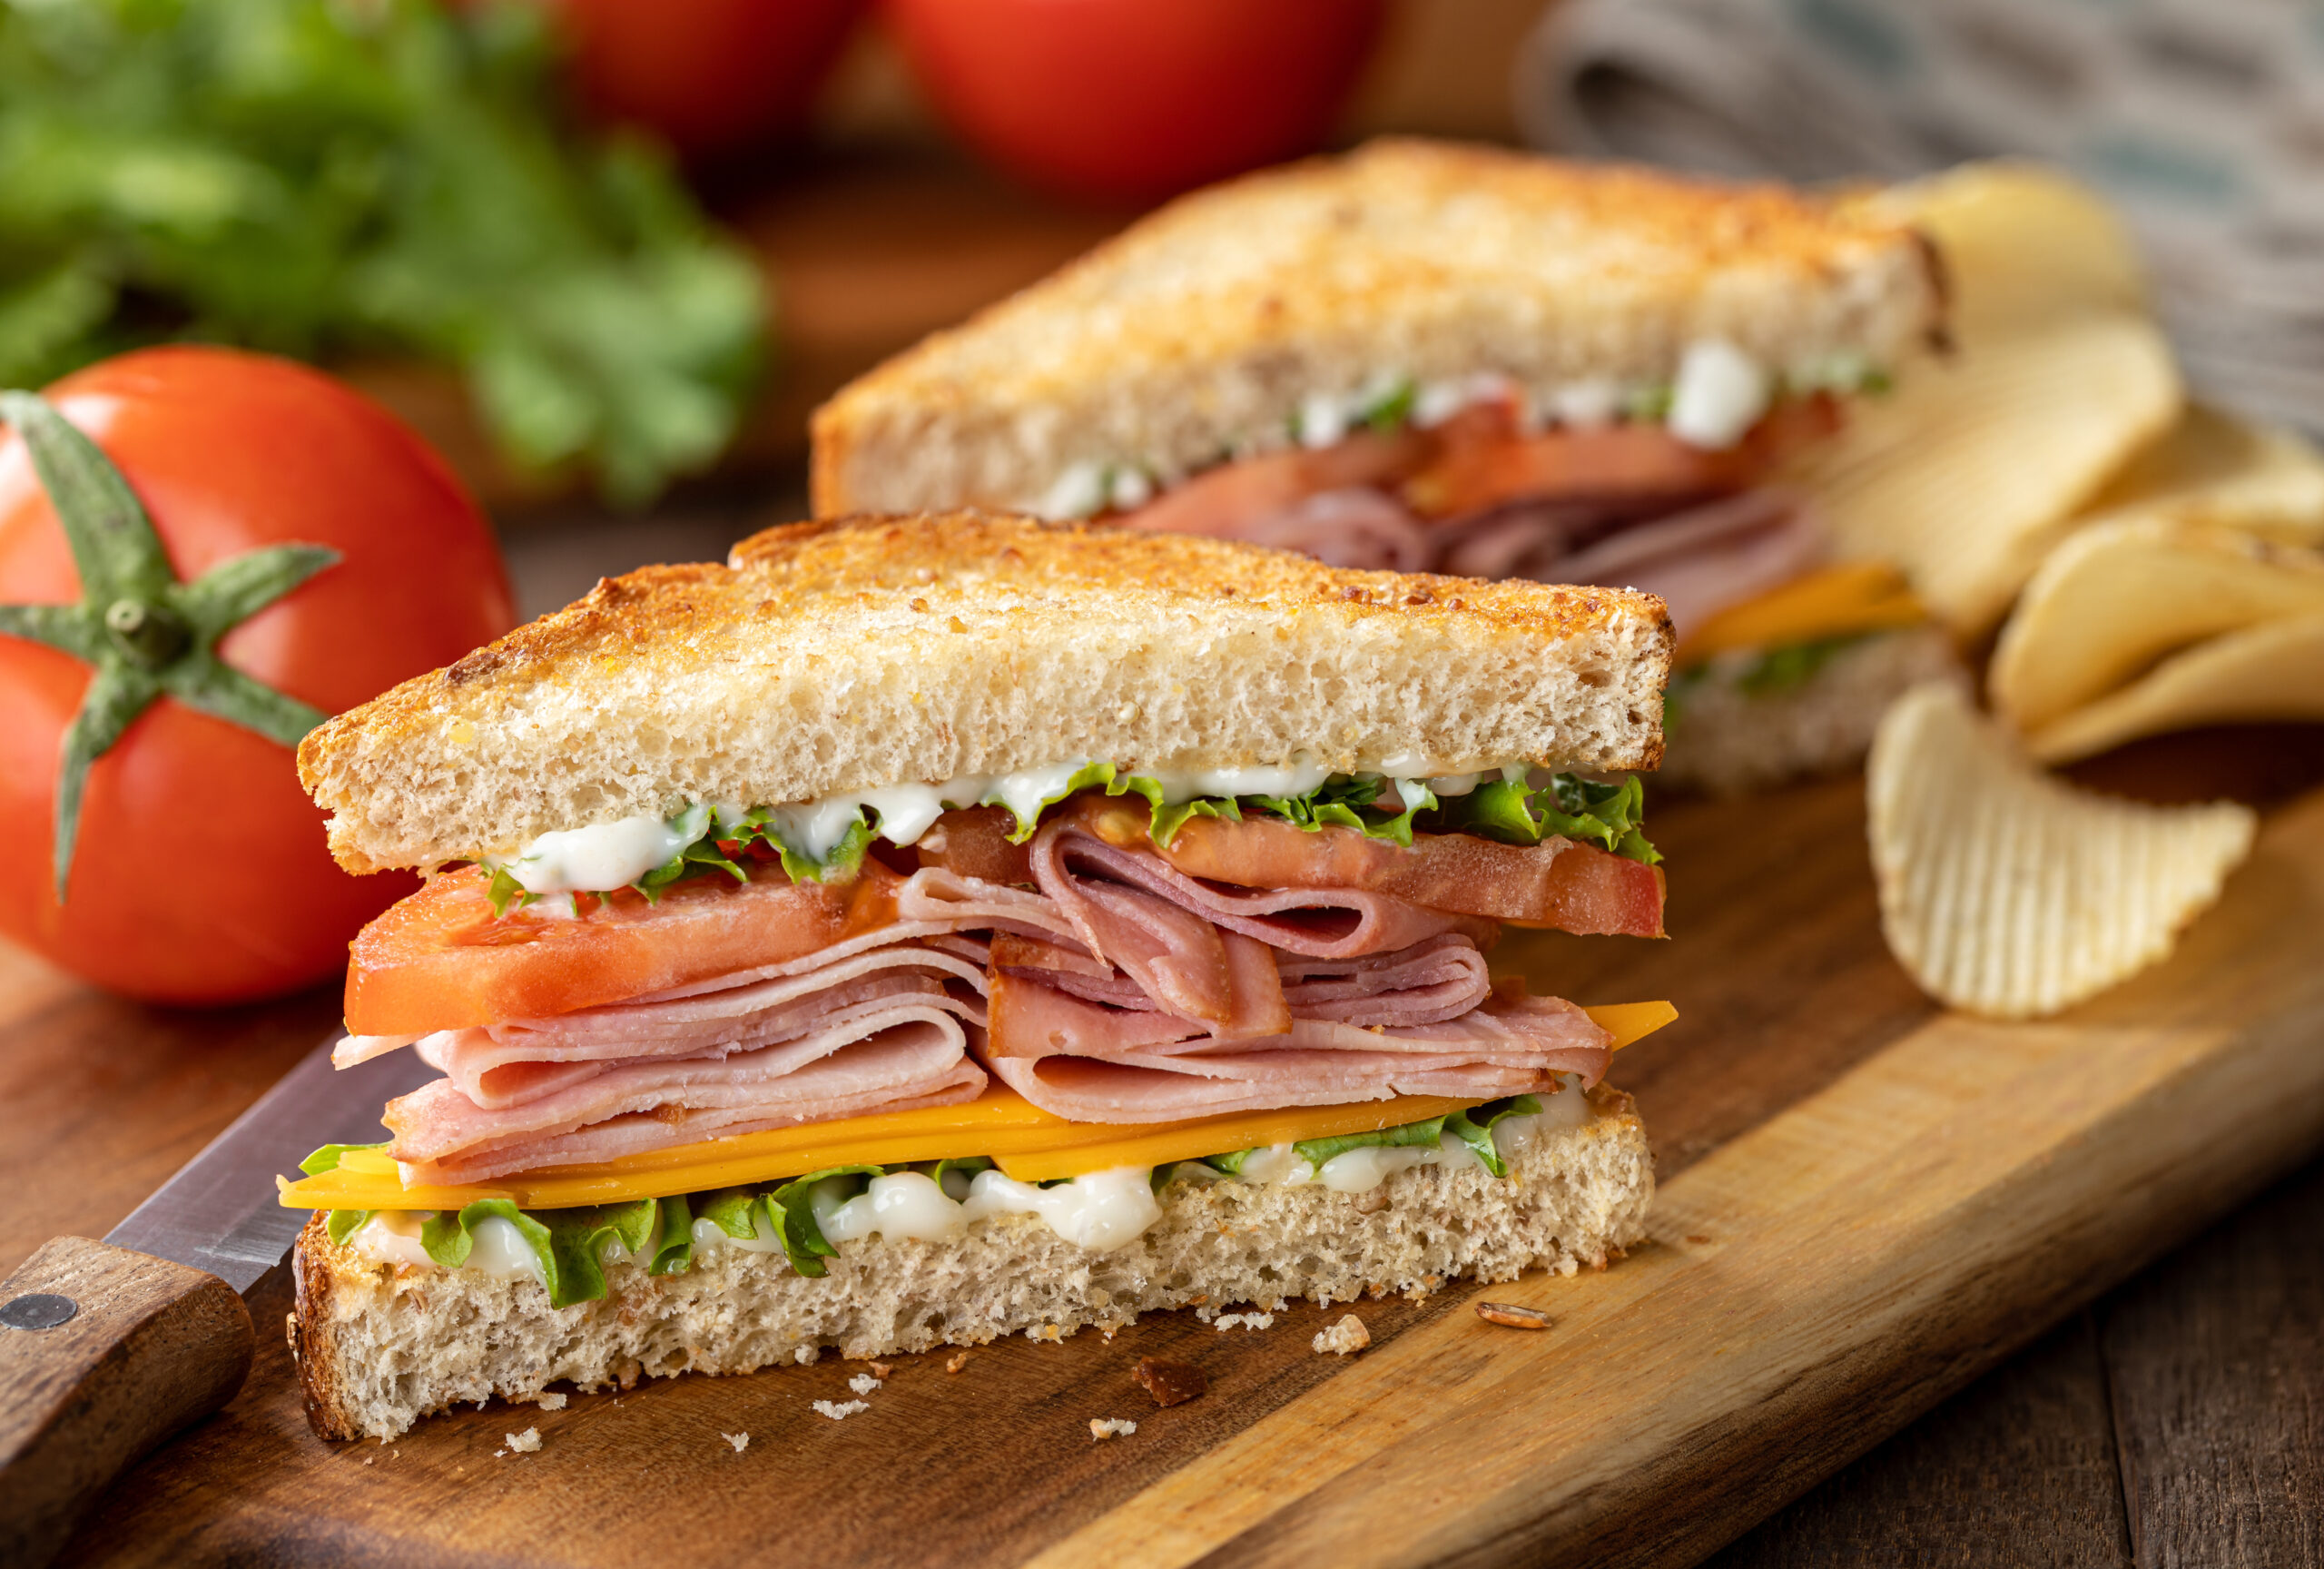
[0,1237,254,1568]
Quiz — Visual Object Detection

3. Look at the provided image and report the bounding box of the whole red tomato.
[0,347,516,1005]
[881,0,1386,203]
[546,0,869,160]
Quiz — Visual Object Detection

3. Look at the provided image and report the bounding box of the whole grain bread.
[812,138,1945,518]
[298,511,1672,873]
[291,1089,1652,1441]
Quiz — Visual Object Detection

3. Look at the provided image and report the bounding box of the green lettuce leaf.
[1435,772,1660,866]
[325,1209,373,1246]
[300,1140,386,1177]
[648,1195,694,1277]
[1202,1148,1258,1176]
[1295,1115,1448,1169]
[1442,1094,1541,1179]
[768,1165,883,1277]
[485,864,537,918]
[413,1197,658,1308]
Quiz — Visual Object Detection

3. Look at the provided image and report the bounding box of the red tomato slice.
[1399,396,1844,519]
[346,862,906,1035]
[1110,398,1842,546]
[1121,427,1425,541]
[1073,796,1667,938]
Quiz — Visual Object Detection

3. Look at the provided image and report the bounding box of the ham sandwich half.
[281,512,1673,1441]
[812,139,1961,796]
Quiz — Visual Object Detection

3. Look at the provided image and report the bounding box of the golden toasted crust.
[812,138,1946,516]
[299,511,1671,873]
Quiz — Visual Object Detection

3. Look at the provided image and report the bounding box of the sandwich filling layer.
[1029,354,1915,661]
[337,769,1666,1190]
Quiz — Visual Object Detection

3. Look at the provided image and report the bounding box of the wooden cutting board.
[51,770,2324,1569]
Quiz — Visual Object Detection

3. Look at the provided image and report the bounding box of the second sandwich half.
[281,511,1677,1436]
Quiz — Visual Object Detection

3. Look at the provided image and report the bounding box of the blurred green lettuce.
[0,0,766,502]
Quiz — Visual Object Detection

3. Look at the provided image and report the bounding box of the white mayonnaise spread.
[350,1211,434,1270]
[694,1209,785,1255]
[1025,339,1886,518]
[484,755,1540,893]
[960,1167,1164,1252]
[352,1210,546,1285]
[489,806,704,897]
[1667,339,1771,450]
[813,1171,968,1245]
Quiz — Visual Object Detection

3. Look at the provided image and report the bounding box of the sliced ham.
[1031,814,1494,968]
[1060,795,1665,937]
[387,1001,986,1184]
[981,970,1610,1122]
[996,931,1492,1030]
[1555,489,1825,639]
[398,1030,987,1187]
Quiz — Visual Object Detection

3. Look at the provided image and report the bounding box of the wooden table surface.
[4,502,2314,1565]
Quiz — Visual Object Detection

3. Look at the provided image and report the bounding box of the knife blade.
[0,1031,435,1565]
[104,1032,438,1294]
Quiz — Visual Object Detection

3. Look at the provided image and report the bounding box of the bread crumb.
[1089,1418,1138,1441]
[1215,1312,1275,1332]
[504,1428,541,1454]
[868,1361,893,1378]
[363,1456,373,1465]
[1312,1314,1371,1356]
[722,1432,750,1454]
[945,1352,970,1374]
[537,1392,567,1410]
[812,1399,870,1421]
[1196,1306,1217,1322]
[848,1373,882,1396]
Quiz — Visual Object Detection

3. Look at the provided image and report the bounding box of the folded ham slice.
[396,1028,987,1186]
[982,970,1610,1121]
[381,926,998,1184]
[998,932,1492,1030]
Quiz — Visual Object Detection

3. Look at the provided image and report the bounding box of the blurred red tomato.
[881,0,1385,203]
[547,0,869,159]
[0,348,516,1005]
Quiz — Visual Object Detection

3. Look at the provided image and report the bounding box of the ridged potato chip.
[1991,518,2324,733]
[2080,405,2324,546]
[1792,311,2181,635]
[1867,683,2255,1019]
[2027,614,2324,764]
[1856,161,2149,337]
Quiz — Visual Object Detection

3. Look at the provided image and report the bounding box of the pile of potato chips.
[1799,163,2324,1018]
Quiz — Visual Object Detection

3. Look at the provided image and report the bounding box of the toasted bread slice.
[291,1087,1652,1441]
[812,138,1944,518]
[298,511,1671,874]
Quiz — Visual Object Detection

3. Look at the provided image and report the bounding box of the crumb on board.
[1089,1418,1138,1441]
[1196,1306,1217,1322]
[1215,1312,1275,1332]
[504,1428,541,1455]
[848,1372,882,1396]
[1475,1302,1554,1330]
[868,1361,893,1377]
[537,1392,567,1410]
[1132,1357,1208,1407]
[813,1399,870,1421]
[722,1432,750,1454]
[946,1352,970,1374]
[1313,1314,1372,1356]
[363,1456,372,1465]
